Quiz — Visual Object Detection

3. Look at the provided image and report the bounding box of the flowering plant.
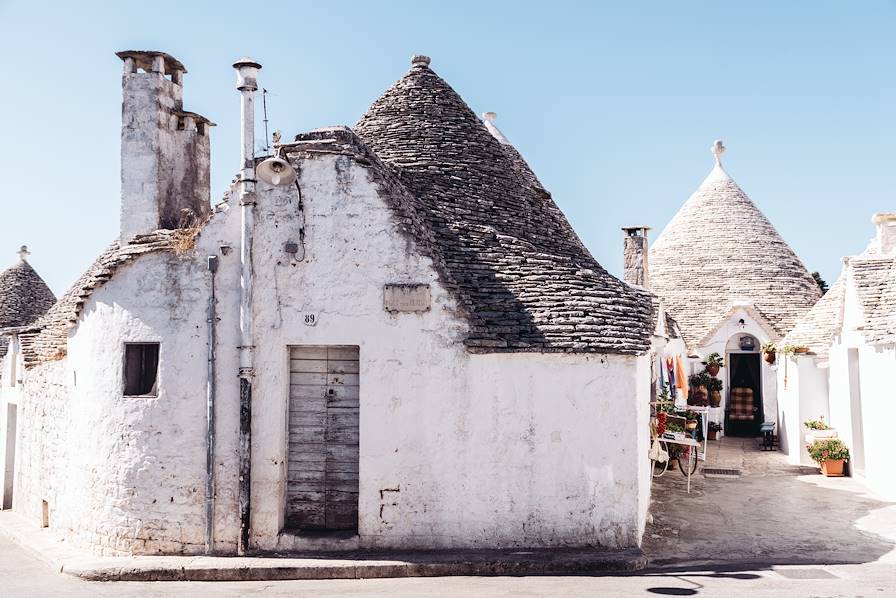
[761,341,776,353]
[704,352,724,368]
[807,438,850,463]
[804,417,831,430]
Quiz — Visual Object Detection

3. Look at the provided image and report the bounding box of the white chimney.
[116,50,213,243]
[621,226,651,287]
[872,213,896,255]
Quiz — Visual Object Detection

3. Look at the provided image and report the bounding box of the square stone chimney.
[872,213,896,255]
[117,51,214,243]
[621,225,650,287]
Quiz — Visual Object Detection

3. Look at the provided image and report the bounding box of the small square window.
[124,343,159,396]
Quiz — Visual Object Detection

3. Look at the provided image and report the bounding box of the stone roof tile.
[649,148,821,350]
[353,58,654,354]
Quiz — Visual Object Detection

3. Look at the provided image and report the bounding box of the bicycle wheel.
[652,440,670,478]
[677,445,699,475]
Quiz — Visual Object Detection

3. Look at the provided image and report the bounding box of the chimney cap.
[483,111,497,122]
[872,212,896,225]
[116,50,186,74]
[233,57,262,70]
[411,54,431,68]
[622,225,652,232]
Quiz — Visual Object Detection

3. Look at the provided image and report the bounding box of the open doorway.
[3,403,16,510]
[727,353,762,436]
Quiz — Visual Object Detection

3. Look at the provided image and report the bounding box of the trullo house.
[0,247,56,510]
[778,213,896,500]
[634,141,821,437]
[0,51,672,556]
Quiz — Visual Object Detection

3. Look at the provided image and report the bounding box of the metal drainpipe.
[204,254,219,554]
[233,57,261,556]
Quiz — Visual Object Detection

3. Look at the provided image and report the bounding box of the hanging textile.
[674,355,689,406]
[665,357,676,398]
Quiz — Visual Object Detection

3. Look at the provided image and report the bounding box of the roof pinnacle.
[712,140,726,165]
[411,54,431,68]
[18,245,30,261]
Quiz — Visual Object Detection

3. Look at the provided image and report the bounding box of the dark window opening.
[124,343,160,396]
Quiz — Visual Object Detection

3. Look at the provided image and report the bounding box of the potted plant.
[761,341,776,364]
[804,417,837,444]
[807,438,850,477]
[684,410,700,431]
[704,352,724,377]
[708,421,722,441]
[781,344,810,357]
[688,372,711,406]
[706,376,723,408]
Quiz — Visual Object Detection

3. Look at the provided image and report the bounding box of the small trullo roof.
[648,142,821,349]
[0,246,56,331]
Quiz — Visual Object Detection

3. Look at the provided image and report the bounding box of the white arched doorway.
[725,333,763,436]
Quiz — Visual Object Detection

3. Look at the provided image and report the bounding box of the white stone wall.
[777,356,829,465]
[11,151,649,554]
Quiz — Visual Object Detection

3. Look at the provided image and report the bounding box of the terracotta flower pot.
[763,351,776,364]
[706,364,720,377]
[709,389,722,408]
[708,430,718,441]
[820,459,845,477]
[686,420,698,431]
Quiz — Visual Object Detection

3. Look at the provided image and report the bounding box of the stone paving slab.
[0,511,646,581]
[643,435,896,567]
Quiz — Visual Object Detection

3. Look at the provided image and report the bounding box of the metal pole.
[233,57,261,556]
[204,255,219,554]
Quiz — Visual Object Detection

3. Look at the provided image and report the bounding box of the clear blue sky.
[1,1,893,295]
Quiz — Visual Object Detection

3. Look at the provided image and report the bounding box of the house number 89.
[303,313,317,326]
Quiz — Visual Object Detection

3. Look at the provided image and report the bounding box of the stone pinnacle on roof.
[711,140,725,165]
[648,141,821,349]
[18,245,30,261]
[411,54,431,68]
[482,112,512,145]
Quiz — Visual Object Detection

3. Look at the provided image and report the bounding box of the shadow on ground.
[642,435,896,569]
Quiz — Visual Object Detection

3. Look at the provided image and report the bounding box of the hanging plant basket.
[706,364,720,377]
[763,351,776,364]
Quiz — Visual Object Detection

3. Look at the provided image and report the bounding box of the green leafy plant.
[804,417,831,430]
[688,371,712,388]
[665,421,684,433]
[685,410,700,421]
[708,422,722,432]
[704,352,724,368]
[706,377,723,392]
[807,438,849,463]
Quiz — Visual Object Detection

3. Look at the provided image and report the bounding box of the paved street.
[644,435,896,567]
[3,436,896,597]
[3,534,896,597]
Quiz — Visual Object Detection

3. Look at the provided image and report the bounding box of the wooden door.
[286,346,359,531]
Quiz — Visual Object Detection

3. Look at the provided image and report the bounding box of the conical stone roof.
[649,143,821,349]
[354,56,654,353]
[0,247,56,330]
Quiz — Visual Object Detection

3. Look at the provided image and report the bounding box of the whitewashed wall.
[0,337,23,509]
[777,356,829,465]
[11,150,650,555]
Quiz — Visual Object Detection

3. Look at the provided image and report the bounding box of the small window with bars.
[123,343,160,397]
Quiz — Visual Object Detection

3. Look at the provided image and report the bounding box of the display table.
[659,436,700,493]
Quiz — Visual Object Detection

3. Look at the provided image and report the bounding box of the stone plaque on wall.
[383,284,431,313]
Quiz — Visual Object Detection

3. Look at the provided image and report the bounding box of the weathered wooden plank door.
[286,346,360,531]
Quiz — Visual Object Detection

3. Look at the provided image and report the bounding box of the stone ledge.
[0,511,647,581]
